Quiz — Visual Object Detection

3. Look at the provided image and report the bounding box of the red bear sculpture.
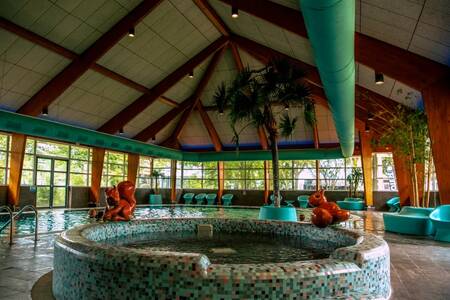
[308,190,350,228]
[103,181,136,222]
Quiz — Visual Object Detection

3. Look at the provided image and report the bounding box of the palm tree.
[214,59,315,208]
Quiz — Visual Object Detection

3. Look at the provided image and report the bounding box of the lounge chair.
[206,193,217,205]
[195,193,207,205]
[430,205,450,242]
[297,195,309,208]
[386,197,401,212]
[221,194,234,206]
[149,194,162,205]
[269,194,283,205]
[183,193,195,204]
[337,198,365,211]
[383,206,435,236]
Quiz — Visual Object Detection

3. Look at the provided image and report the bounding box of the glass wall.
[137,156,152,188]
[269,160,317,191]
[373,153,397,191]
[182,161,218,189]
[319,159,346,190]
[0,134,10,185]
[153,158,171,189]
[101,151,127,187]
[69,146,91,186]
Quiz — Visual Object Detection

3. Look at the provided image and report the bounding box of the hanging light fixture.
[42,106,48,116]
[119,128,124,135]
[231,6,239,18]
[375,71,384,85]
[188,70,194,78]
[128,27,135,37]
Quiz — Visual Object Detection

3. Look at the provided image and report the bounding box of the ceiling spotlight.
[188,70,194,78]
[119,128,124,135]
[365,123,370,133]
[284,104,289,111]
[128,27,135,37]
[231,6,239,18]
[42,106,48,116]
[375,71,384,85]
[367,112,374,121]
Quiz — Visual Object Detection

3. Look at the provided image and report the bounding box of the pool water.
[104,231,330,264]
[0,206,310,237]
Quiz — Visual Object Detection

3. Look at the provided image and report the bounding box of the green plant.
[378,105,430,207]
[214,59,314,207]
[346,168,362,198]
[150,170,165,194]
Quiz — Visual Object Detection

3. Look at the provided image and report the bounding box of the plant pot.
[149,194,162,206]
[258,206,297,222]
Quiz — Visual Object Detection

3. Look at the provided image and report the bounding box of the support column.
[423,75,450,204]
[170,160,177,203]
[7,133,26,208]
[264,161,270,204]
[218,161,224,205]
[393,151,412,206]
[127,153,139,185]
[313,118,320,191]
[360,131,373,207]
[89,148,105,204]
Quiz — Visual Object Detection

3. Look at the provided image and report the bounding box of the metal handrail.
[0,205,38,245]
[0,206,13,245]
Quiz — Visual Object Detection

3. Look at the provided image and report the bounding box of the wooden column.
[218,161,224,205]
[7,133,26,207]
[89,148,105,204]
[423,75,450,204]
[359,131,374,207]
[170,160,177,203]
[127,153,139,185]
[393,152,412,206]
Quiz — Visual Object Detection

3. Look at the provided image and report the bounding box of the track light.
[119,128,124,135]
[231,6,239,18]
[365,123,370,133]
[42,106,48,116]
[188,70,194,78]
[375,71,384,85]
[128,27,135,37]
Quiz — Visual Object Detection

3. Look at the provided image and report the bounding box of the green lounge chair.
[206,193,217,205]
[183,193,195,204]
[430,205,450,242]
[221,194,234,206]
[195,193,207,205]
[149,194,162,206]
[337,198,365,211]
[383,207,435,236]
[386,196,401,212]
[297,195,309,208]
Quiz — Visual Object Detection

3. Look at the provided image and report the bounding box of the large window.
[137,156,152,188]
[153,158,171,189]
[224,161,246,190]
[345,157,363,191]
[319,159,346,190]
[269,160,317,191]
[0,133,10,185]
[69,146,91,186]
[373,153,397,191]
[182,162,218,189]
[102,151,127,187]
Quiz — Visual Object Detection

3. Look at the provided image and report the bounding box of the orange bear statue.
[309,190,350,228]
[308,189,327,207]
[103,181,136,222]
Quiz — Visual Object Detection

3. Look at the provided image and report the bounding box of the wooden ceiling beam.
[0,17,179,108]
[221,0,449,91]
[193,0,230,36]
[196,103,223,151]
[161,47,227,146]
[98,36,229,134]
[17,0,164,116]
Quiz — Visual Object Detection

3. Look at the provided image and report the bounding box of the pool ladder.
[0,205,38,245]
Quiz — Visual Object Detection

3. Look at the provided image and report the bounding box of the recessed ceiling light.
[231,6,239,18]
[128,27,135,37]
[188,70,194,78]
[375,71,384,85]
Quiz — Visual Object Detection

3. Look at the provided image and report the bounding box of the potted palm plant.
[149,170,165,205]
[214,59,314,221]
[346,167,362,200]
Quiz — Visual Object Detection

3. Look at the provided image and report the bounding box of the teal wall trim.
[0,110,343,161]
[299,0,355,157]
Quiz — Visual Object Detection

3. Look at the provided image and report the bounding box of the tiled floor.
[0,211,449,300]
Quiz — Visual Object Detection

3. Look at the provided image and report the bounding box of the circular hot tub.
[53,218,390,299]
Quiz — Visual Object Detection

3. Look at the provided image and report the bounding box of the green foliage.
[346,168,362,198]
[279,114,298,138]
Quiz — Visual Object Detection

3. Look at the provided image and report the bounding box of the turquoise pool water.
[0,205,311,237]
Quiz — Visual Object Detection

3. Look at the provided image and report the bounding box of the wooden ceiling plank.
[98,36,229,134]
[17,0,164,116]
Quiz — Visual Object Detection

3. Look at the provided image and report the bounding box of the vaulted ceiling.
[0,0,448,152]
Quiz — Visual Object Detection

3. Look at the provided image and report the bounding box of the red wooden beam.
[193,0,230,36]
[162,47,227,145]
[196,103,223,151]
[17,0,164,116]
[221,0,449,91]
[98,36,228,134]
[230,42,244,71]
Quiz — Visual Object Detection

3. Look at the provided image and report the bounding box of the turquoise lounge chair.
[149,194,162,205]
[430,205,450,242]
[269,194,283,205]
[195,193,207,205]
[297,195,309,208]
[221,194,234,206]
[386,196,401,212]
[183,193,195,204]
[337,198,365,211]
[383,206,435,236]
[206,193,217,205]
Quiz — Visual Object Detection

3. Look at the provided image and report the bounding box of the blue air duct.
[299,0,355,157]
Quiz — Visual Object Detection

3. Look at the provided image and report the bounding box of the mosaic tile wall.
[53,218,390,299]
